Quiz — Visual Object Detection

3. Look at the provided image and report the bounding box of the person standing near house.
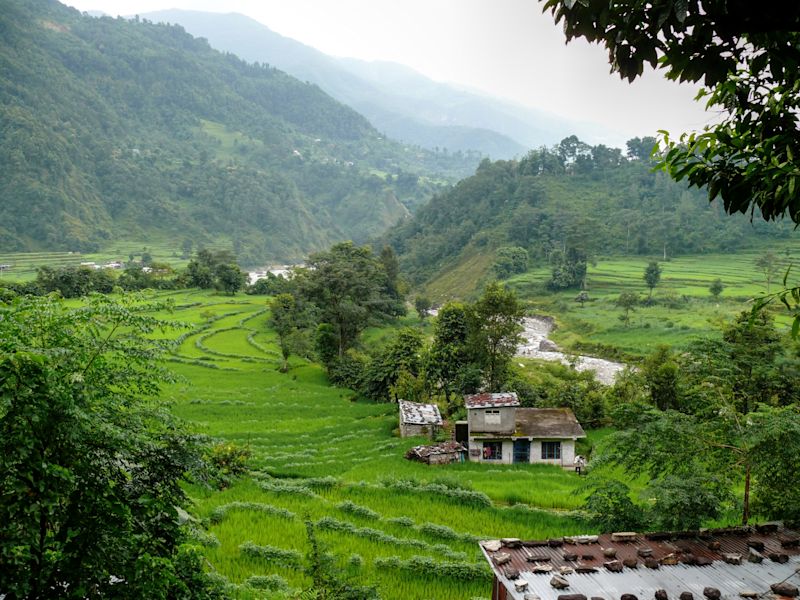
[574,455,585,475]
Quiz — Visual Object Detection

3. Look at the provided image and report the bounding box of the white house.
[464,392,585,468]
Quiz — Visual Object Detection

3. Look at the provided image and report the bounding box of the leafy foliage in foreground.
[586,312,800,528]
[0,292,225,599]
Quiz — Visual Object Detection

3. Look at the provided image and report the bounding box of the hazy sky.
[63,0,713,142]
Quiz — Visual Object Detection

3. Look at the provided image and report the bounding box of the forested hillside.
[0,0,475,263]
[142,9,601,159]
[385,137,795,290]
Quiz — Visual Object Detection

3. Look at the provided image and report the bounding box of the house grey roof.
[398,400,443,426]
[514,408,585,439]
[464,392,520,409]
[479,524,800,600]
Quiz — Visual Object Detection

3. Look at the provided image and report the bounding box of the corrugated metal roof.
[398,400,443,425]
[480,526,800,600]
[510,561,800,600]
[465,392,520,409]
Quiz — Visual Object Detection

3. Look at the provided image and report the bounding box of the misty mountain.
[141,10,612,159]
[1,0,476,262]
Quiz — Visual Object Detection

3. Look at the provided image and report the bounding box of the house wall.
[467,407,516,434]
[530,438,575,468]
[400,423,433,438]
[468,437,576,467]
[428,452,460,465]
[468,439,514,464]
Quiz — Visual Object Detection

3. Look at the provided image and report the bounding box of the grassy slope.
[144,289,592,600]
[491,243,800,358]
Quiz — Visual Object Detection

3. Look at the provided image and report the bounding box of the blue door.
[513,439,530,463]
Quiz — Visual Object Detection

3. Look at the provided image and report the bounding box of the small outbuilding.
[398,399,443,438]
[405,441,467,465]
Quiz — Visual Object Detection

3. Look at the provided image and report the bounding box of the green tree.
[185,252,215,289]
[547,247,587,291]
[427,302,473,407]
[361,328,424,402]
[414,296,432,320]
[643,261,662,299]
[469,282,525,391]
[625,136,656,161]
[709,278,724,299]
[615,292,639,327]
[583,480,645,532]
[493,246,529,279]
[379,245,404,308]
[596,312,800,526]
[269,293,311,372]
[641,345,681,411]
[300,242,398,361]
[602,401,800,527]
[0,293,224,599]
[754,251,779,294]
[215,263,246,295]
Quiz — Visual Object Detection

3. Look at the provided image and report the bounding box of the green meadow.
[143,290,592,600]
[507,245,800,357]
[6,244,797,598]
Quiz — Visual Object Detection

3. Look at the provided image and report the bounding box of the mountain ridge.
[0,0,475,263]
[140,9,616,158]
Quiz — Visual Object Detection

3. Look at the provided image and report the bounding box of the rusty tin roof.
[398,400,443,426]
[480,525,800,600]
[465,392,521,409]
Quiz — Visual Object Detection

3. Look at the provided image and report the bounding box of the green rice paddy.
[142,290,593,599]
[6,244,795,598]
[508,245,800,356]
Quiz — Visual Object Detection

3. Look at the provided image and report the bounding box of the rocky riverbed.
[516,316,627,385]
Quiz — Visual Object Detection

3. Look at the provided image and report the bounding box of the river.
[516,316,627,385]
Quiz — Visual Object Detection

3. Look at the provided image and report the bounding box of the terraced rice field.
[0,241,192,281]
[507,246,800,356]
[150,290,591,599]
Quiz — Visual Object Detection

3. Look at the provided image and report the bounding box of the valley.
[3,1,800,599]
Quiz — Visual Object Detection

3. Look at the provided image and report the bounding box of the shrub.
[244,574,289,592]
[238,542,302,567]
[337,501,380,520]
[386,516,414,527]
[348,554,363,569]
[374,556,491,581]
[209,502,295,525]
[185,524,221,548]
[582,480,645,532]
[207,442,251,487]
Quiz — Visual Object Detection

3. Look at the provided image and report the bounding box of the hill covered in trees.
[141,9,611,159]
[0,0,477,263]
[384,137,795,292]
